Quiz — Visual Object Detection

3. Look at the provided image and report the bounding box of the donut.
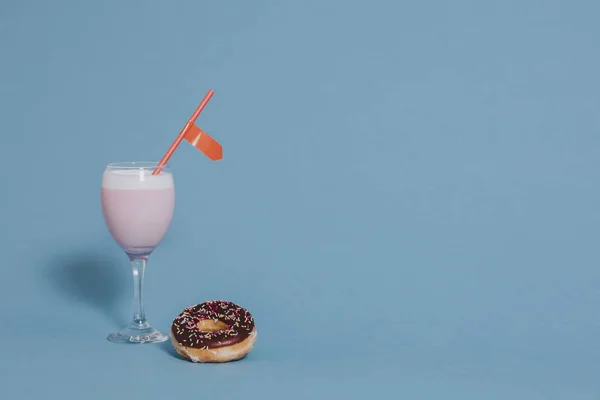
[170,300,256,363]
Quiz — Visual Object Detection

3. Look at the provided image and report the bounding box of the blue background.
[1,0,599,398]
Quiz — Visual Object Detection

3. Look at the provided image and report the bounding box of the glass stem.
[130,257,149,329]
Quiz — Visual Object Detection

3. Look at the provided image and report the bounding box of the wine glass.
[101,162,175,343]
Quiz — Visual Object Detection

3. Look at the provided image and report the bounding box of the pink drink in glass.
[102,169,174,255]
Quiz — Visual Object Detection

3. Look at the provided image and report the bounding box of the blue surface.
[1,0,599,398]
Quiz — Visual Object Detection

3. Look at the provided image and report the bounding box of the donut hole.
[197,319,229,332]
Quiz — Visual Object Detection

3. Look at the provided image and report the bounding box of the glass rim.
[105,161,169,170]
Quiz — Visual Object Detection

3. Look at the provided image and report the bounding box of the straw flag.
[184,124,223,161]
[153,89,221,175]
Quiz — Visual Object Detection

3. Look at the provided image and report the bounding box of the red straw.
[153,89,215,175]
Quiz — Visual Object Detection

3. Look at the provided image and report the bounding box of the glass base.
[107,323,168,344]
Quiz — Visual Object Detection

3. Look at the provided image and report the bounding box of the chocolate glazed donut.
[170,300,257,363]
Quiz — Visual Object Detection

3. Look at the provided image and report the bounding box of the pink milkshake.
[101,168,174,255]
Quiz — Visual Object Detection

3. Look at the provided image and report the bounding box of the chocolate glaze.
[171,300,255,349]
